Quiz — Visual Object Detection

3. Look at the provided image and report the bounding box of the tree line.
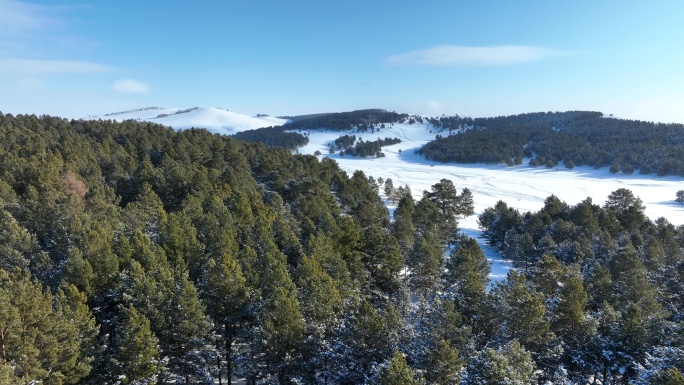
[284,109,408,132]
[231,126,309,149]
[334,136,402,158]
[418,111,684,176]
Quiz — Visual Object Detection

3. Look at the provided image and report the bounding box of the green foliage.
[464,340,537,385]
[284,109,408,131]
[202,253,247,382]
[493,271,552,351]
[653,368,684,385]
[232,125,309,149]
[113,307,163,384]
[2,112,684,384]
[418,110,684,176]
[375,351,419,385]
[424,339,463,385]
[408,233,443,297]
[0,268,96,385]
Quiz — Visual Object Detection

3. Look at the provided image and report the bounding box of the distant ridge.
[86,107,287,136]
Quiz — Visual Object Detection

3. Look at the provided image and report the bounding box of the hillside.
[87,106,287,135]
[417,111,684,176]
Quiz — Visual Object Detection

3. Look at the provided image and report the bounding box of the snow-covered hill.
[86,107,287,135]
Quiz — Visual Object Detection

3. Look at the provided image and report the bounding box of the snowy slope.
[87,107,287,135]
[294,121,684,280]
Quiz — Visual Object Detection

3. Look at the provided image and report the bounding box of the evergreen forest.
[418,111,684,176]
[231,109,407,150]
[0,112,683,384]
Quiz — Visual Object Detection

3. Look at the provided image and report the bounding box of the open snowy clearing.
[294,122,684,280]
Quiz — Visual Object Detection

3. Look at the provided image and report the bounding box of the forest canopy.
[0,111,683,384]
[418,111,684,176]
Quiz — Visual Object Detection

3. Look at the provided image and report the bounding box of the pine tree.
[160,212,205,282]
[384,178,396,202]
[444,236,489,331]
[464,340,536,385]
[55,285,100,382]
[604,188,646,230]
[552,273,588,338]
[424,339,462,385]
[202,254,248,385]
[121,182,166,243]
[610,245,661,315]
[407,233,443,298]
[0,209,37,272]
[427,179,461,242]
[162,269,211,383]
[0,268,96,384]
[428,179,459,220]
[296,254,342,333]
[456,187,475,217]
[305,232,351,292]
[113,307,164,385]
[122,239,210,383]
[493,271,553,353]
[375,351,419,385]
[347,300,389,380]
[392,194,415,253]
[362,226,404,299]
[77,223,119,300]
[532,254,564,299]
[257,253,304,384]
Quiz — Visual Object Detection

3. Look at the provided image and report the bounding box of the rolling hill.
[86,106,287,135]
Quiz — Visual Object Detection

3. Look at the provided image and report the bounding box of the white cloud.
[112,78,151,94]
[385,45,568,67]
[0,58,112,74]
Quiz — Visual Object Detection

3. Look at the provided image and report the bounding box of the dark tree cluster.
[2,111,683,384]
[425,115,464,133]
[284,109,408,132]
[333,134,357,149]
[231,125,309,149]
[339,137,401,158]
[418,110,684,175]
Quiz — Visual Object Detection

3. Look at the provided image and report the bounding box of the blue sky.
[1,0,683,122]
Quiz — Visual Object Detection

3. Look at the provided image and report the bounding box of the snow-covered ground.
[86,107,286,135]
[293,122,684,281]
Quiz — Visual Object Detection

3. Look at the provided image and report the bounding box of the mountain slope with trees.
[418,111,684,176]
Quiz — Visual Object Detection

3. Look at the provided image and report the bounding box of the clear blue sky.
[1,0,683,122]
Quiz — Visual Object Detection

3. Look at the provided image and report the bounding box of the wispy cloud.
[112,79,151,94]
[0,58,113,74]
[0,0,63,37]
[385,45,568,67]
